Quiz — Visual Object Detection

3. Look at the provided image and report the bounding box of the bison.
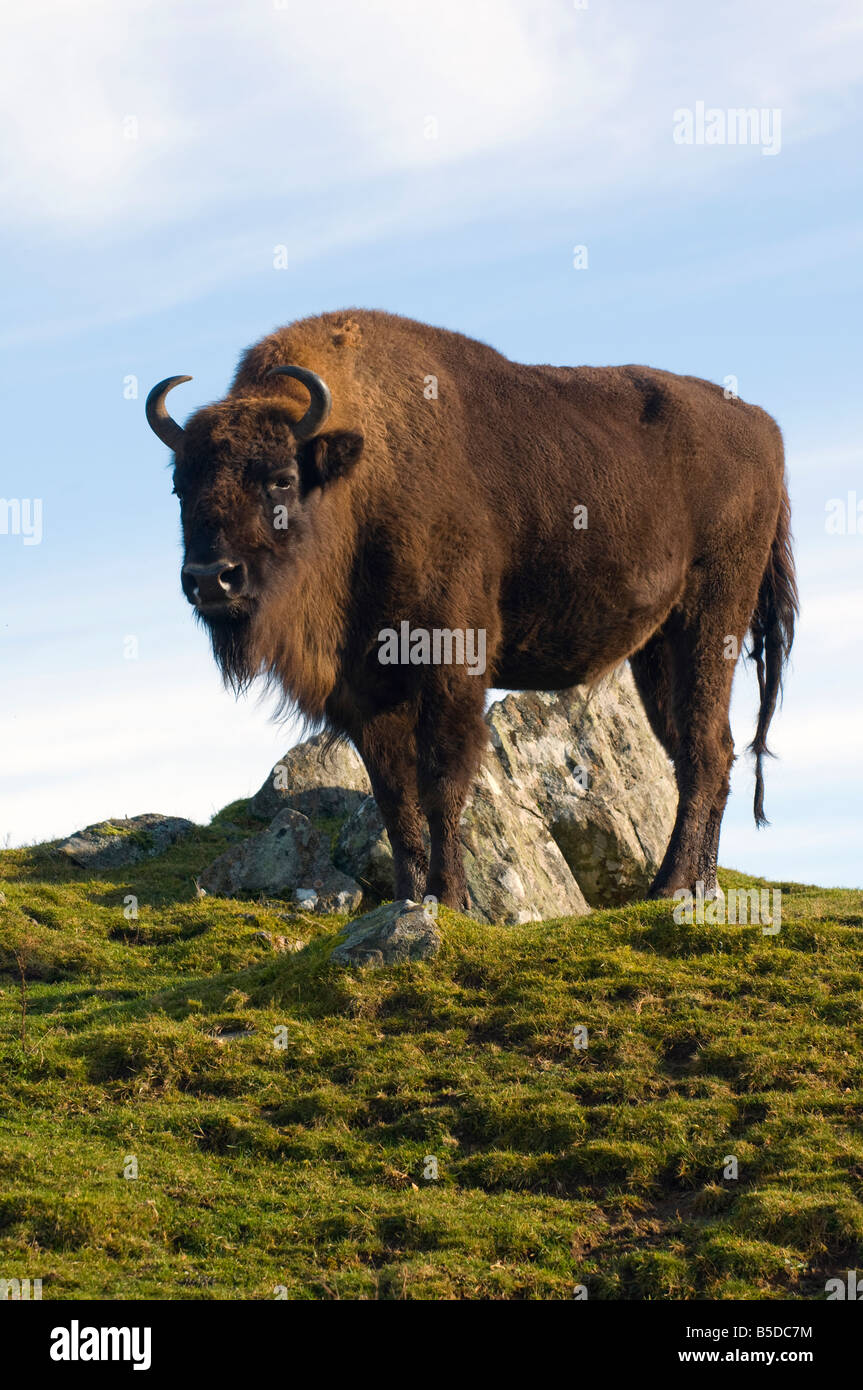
[146,309,796,911]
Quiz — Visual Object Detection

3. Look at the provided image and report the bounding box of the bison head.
[146,366,364,688]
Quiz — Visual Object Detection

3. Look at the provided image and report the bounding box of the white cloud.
[2,0,862,241]
[1,0,861,357]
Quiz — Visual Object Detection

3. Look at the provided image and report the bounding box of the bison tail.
[747,481,798,827]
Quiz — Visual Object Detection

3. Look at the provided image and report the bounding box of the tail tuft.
[747,482,798,827]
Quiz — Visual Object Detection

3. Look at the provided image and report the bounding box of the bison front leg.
[354,710,428,901]
[416,676,488,912]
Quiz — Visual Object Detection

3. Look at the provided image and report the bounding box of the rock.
[333,797,395,899]
[198,808,362,913]
[325,670,672,919]
[211,1026,254,1043]
[330,899,441,968]
[248,733,370,822]
[331,779,589,926]
[209,663,676,921]
[486,666,676,905]
[252,930,305,953]
[459,762,590,923]
[58,814,196,869]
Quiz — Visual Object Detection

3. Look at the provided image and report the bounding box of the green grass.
[0,818,861,1300]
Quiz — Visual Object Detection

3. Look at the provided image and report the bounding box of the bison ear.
[299,431,364,488]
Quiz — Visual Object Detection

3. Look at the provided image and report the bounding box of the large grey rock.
[486,667,677,905]
[459,760,590,922]
[224,663,676,921]
[249,733,370,822]
[198,808,362,913]
[330,776,589,926]
[58,814,196,869]
[326,666,675,914]
[331,899,441,968]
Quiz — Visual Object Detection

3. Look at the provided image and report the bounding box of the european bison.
[147,310,796,910]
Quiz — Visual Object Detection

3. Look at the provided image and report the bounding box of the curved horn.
[265,365,332,440]
[145,375,192,451]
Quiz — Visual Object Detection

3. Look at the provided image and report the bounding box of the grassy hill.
[1,807,861,1300]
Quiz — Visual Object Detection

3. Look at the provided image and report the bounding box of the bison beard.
[205,610,255,695]
[147,309,797,912]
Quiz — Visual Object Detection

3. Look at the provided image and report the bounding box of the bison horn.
[145,376,192,451]
[265,365,332,440]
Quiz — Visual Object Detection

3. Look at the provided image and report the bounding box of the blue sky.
[1,0,861,886]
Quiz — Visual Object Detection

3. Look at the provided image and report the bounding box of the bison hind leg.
[631,617,735,901]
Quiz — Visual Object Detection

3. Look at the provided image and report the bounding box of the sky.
[1,0,861,887]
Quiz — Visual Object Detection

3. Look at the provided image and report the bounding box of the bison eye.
[266,475,295,494]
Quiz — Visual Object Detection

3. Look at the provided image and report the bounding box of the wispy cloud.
[3,0,861,242]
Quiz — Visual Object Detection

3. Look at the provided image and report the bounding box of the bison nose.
[182,559,248,605]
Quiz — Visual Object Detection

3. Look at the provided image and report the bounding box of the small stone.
[253,930,305,953]
[330,899,441,968]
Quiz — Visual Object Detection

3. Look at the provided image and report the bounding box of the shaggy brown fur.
[153,309,797,909]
